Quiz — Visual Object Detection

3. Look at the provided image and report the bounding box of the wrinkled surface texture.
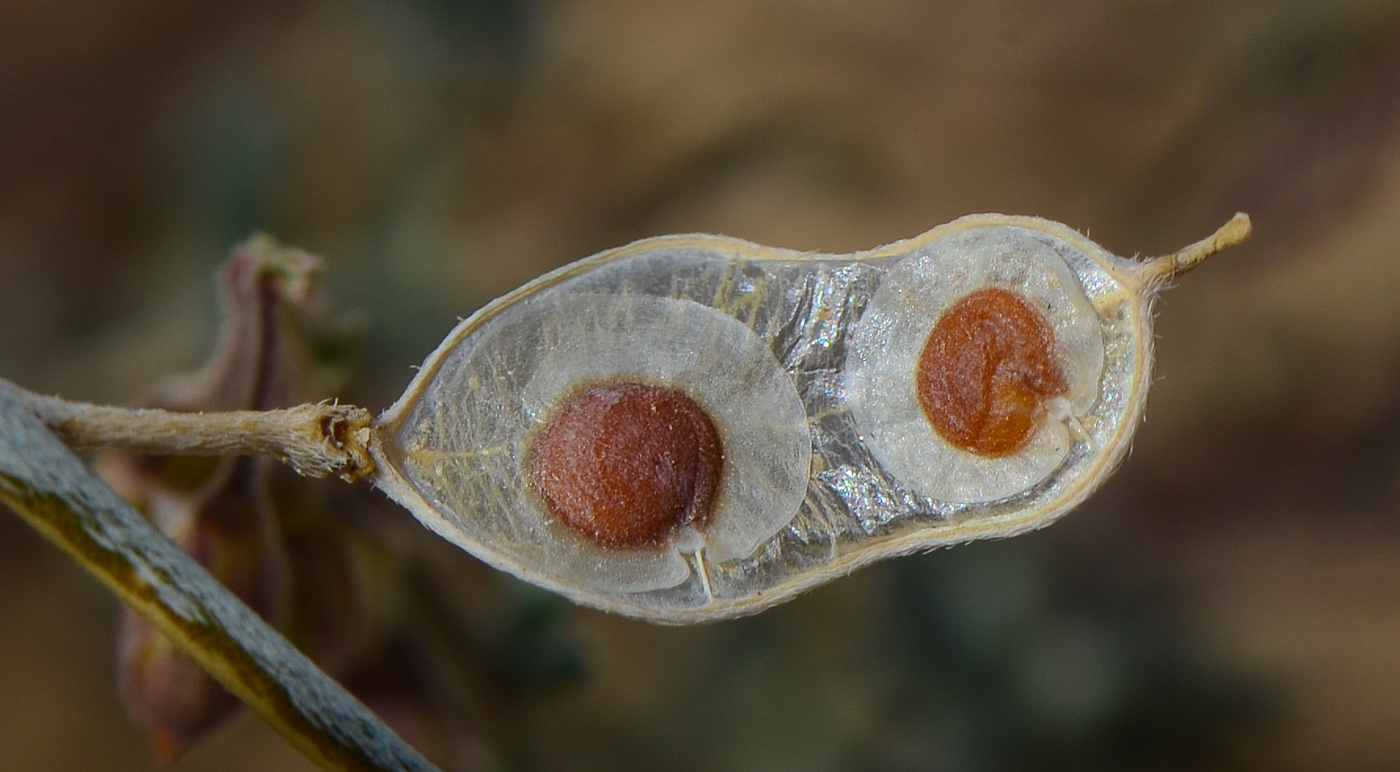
[917,287,1070,457]
[6,1,1400,770]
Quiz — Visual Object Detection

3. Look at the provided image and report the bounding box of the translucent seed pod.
[370,213,1251,623]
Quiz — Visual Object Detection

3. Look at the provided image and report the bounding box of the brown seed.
[916,287,1070,457]
[528,381,724,548]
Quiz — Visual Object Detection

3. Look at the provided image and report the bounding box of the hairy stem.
[9,381,373,481]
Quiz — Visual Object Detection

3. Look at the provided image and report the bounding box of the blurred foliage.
[7,0,1400,769]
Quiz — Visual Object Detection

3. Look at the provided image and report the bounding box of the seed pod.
[371,213,1250,623]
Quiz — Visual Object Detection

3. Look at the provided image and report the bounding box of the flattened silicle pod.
[370,213,1250,622]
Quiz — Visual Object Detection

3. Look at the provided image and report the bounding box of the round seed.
[529,381,723,548]
[916,287,1070,457]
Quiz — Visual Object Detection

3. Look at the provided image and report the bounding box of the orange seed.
[915,287,1070,457]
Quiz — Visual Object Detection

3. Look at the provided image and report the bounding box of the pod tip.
[1140,212,1252,289]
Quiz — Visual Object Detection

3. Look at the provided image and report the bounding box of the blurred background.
[5,0,1400,769]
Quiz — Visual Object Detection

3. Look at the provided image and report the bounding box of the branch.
[0,380,434,772]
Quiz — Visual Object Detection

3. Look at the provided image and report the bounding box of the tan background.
[5,1,1400,769]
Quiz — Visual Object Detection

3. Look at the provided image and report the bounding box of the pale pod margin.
[368,213,1251,623]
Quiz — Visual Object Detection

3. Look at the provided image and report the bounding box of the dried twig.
[0,380,434,772]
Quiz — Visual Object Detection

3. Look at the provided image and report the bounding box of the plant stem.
[8,381,374,481]
[0,380,435,772]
